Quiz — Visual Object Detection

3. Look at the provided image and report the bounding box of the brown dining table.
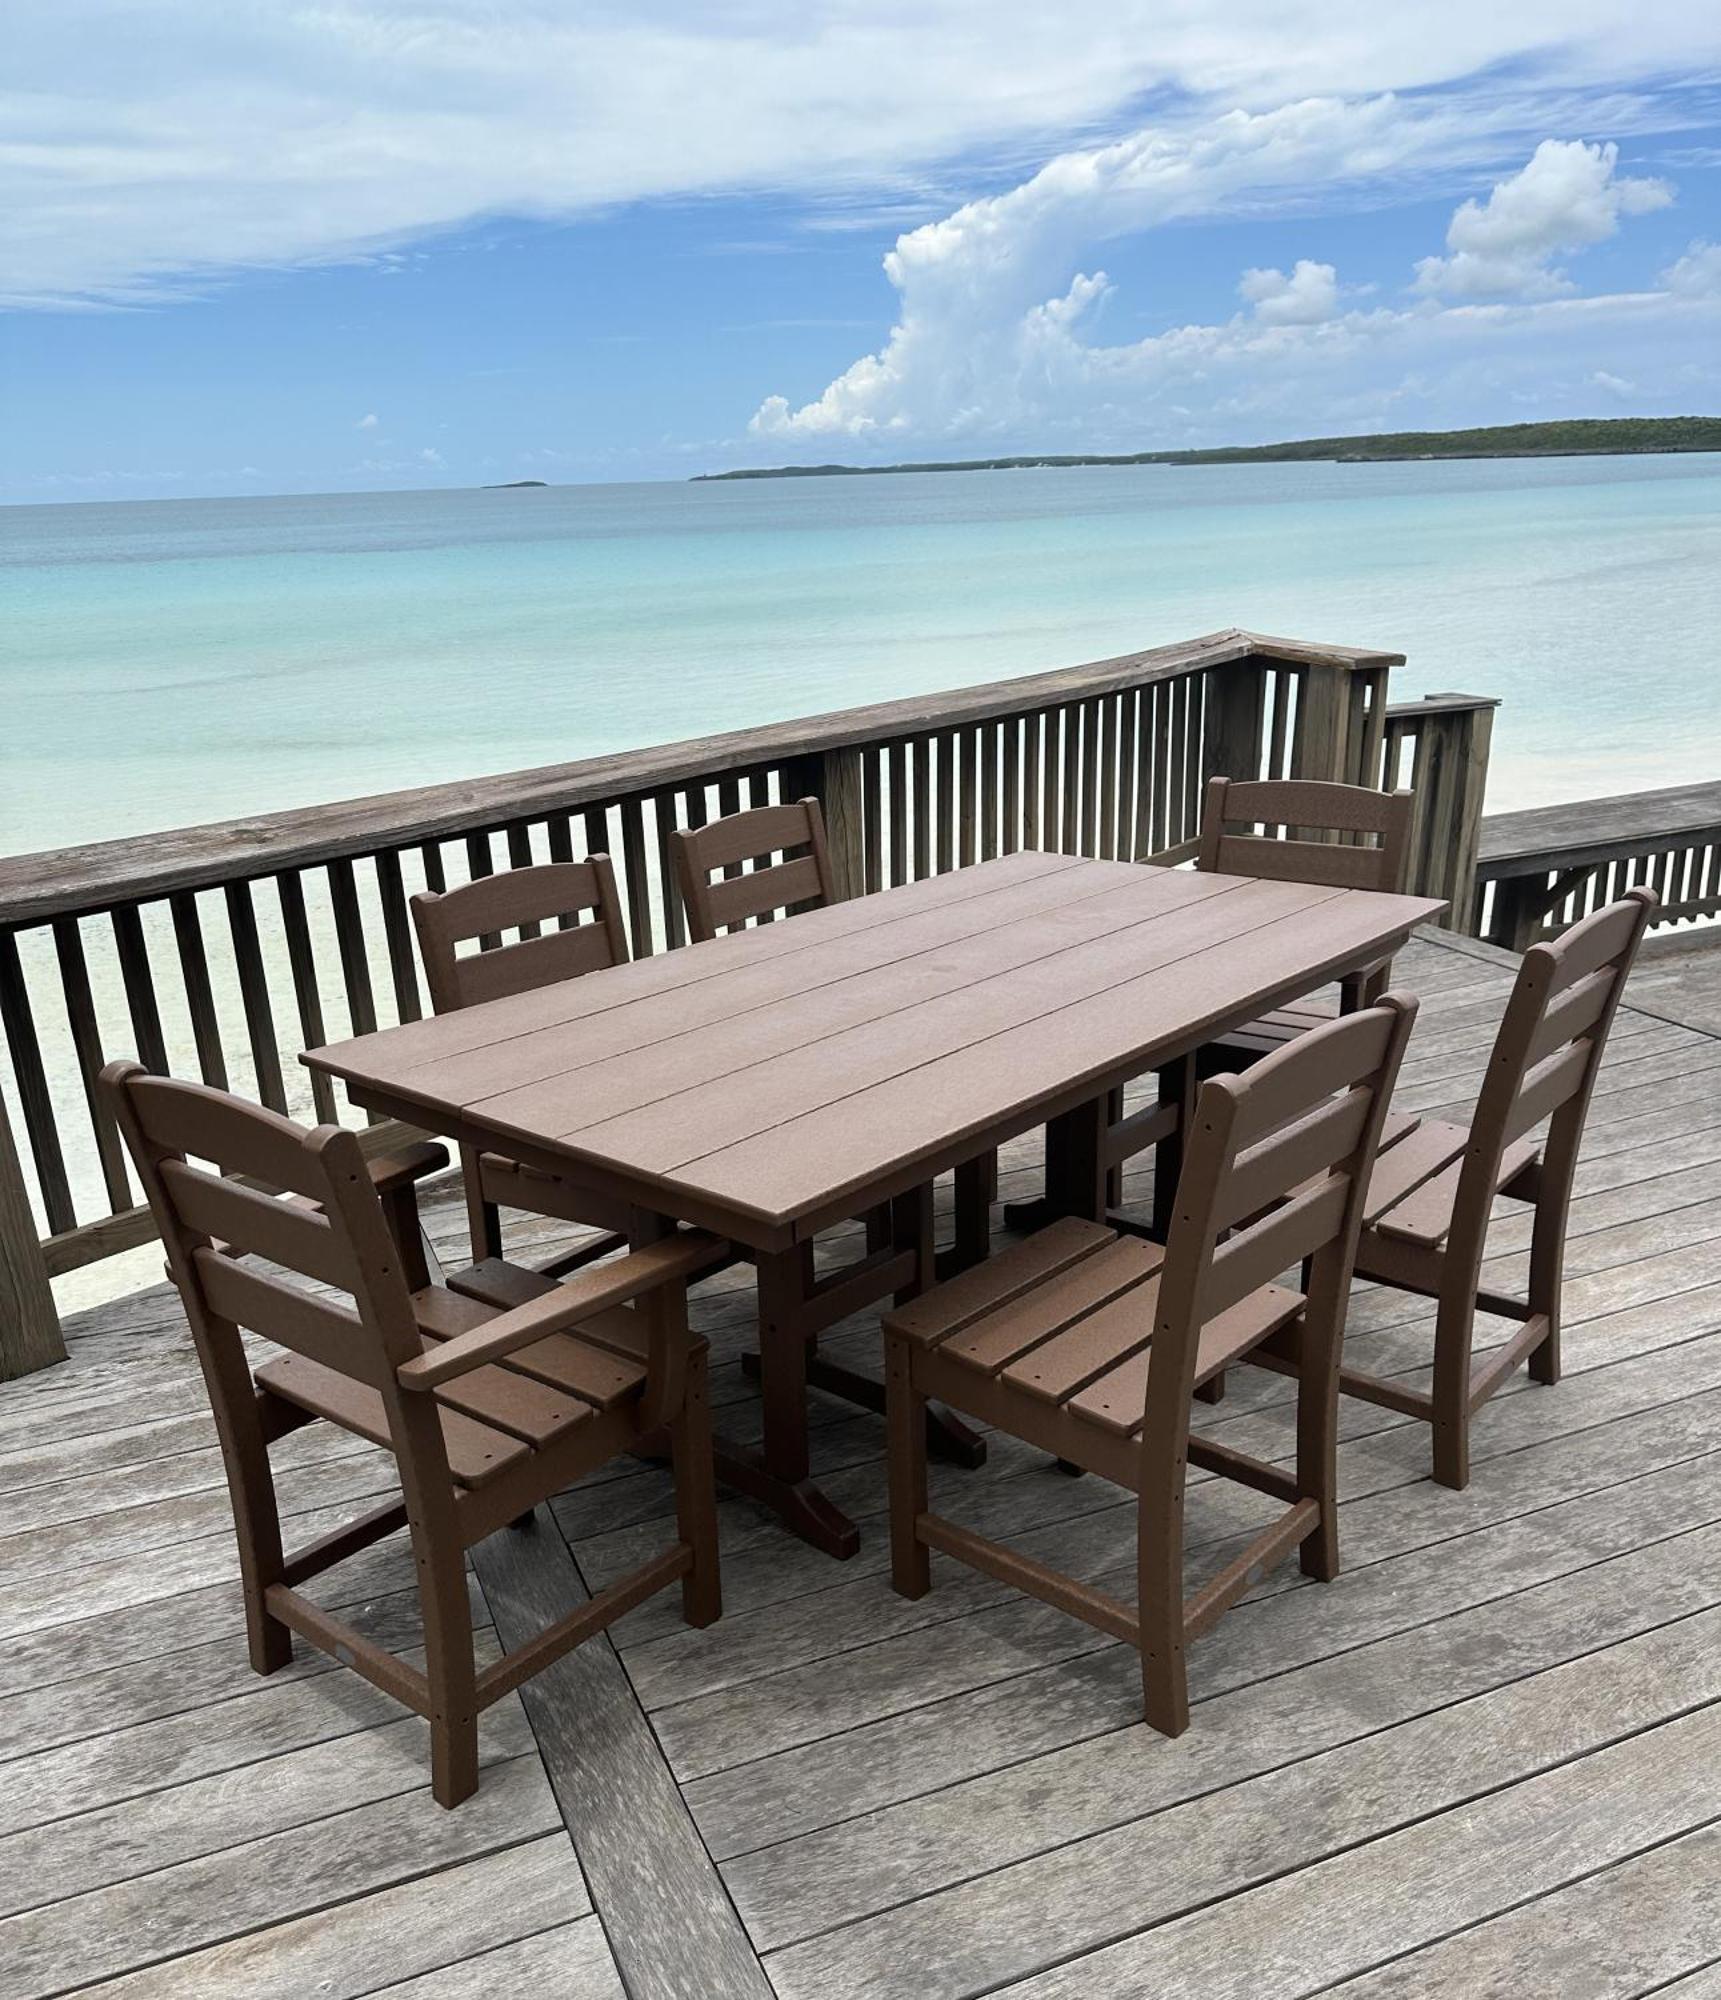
[305,849,1444,1557]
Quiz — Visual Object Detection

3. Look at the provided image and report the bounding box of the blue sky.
[4,4,1720,502]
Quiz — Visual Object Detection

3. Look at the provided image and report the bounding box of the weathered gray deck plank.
[1321,1819,1721,1999]
[984,1706,1721,1999]
[0,924,1712,1997]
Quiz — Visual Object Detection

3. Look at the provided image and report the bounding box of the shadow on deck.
[2,927,1719,1998]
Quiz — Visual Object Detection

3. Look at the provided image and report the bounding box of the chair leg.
[673,1347,722,1629]
[1527,1189,1564,1387]
[1296,1334,1342,1586]
[219,1404,293,1675]
[1136,1485,1188,1737]
[1529,1309,1561,1386]
[1430,1282,1478,1492]
[886,1336,930,1600]
[417,1527,480,1809]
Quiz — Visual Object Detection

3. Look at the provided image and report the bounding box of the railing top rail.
[1384,691,1502,718]
[0,627,1400,925]
[1478,779,1721,877]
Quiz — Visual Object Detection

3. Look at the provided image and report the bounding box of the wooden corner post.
[810,746,867,902]
[1202,657,1269,786]
[1402,694,1498,931]
[0,1084,65,1380]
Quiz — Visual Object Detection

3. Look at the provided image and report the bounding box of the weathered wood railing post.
[1392,693,1498,930]
[1202,656,1269,788]
[818,746,868,902]
[1290,657,1357,788]
[0,1085,64,1379]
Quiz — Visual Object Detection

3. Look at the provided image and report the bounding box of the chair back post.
[1444,887,1657,1297]
[410,856,629,1014]
[671,796,838,943]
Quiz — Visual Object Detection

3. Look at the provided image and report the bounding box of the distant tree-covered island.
[694,416,1721,481]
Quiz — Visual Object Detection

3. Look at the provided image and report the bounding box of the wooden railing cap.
[0,628,1401,925]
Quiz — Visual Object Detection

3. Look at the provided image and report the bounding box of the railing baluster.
[912,735,932,879]
[620,795,655,954]
[1001,717,1020,856]
[1023,712,1042,852]
[653,791,687,948]
[861,750,883,893]
[0,931,74,1233]
[327,858,378,1041]
[886,740,908,886]
[373,850,423,1022]
[52,918,131,1212]
[1060,703,1082,854]
[277,870,338,1124]
[224,880,288,1115]
[111,903,169,1073]
[958,726,978,868]
[169,891,230,1089]
[505,824,540,940]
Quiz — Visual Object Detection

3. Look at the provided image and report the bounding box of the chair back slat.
[699,853,826,935]
[412,858,628,1013]
[1216,1088,1373,1235]
[1206,1175,1350,1321]
[1500,1041,1591,1147]
[115,1072,330,1201]
[1198,776,1412,893]
[196,1250,384,1385]
[1522,965,1615,1068]
[160,1161,358,1290]
[672,796,837,942]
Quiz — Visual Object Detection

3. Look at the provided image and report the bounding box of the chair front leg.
[1136,1476,1188,1737]
[1291,1306,1342,1581]
[886,1336,931,1599]
[672,1346,722,1628]
[1430,1272,1480,1491]
[411,1510,480,1809]
[460,1144,503,1264]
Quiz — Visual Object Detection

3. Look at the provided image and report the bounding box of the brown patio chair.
[102,1060,721,1809]
[670,795,837,942]
[411,857,638,1276]
[1298,886,1656,1488]
[1192,775,1415,1071]
[884,995,1416,1736]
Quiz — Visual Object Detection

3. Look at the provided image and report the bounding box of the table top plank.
[670,883,1440,1229]
[521,876,1330,1176]
[396,856,1160,1112]
[466,869,1242,1141]
[307,856,1444,1244]
[309,849,1081,1079]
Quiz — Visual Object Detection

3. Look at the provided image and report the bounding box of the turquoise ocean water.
[4,452,1721,855]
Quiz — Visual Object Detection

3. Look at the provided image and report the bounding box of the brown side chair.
[1311,886,1656,1489]
[884,995,1416,1736]
[103,1061,721,1809]
[1192,775,1415,1070]
[411,857,638,1276]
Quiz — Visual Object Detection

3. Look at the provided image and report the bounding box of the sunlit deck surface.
[4,926,1720,1999]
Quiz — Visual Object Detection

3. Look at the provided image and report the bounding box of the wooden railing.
[1475,779,1721,949]
[1,627,1448,1376]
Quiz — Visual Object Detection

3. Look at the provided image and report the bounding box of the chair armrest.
[396,1230,725,1391]
[366,1140,450,1194]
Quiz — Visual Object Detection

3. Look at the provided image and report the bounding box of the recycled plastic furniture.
[1306,887,1657,1487]
[882,997,1416,1735]
[305,850,1443,1559]
[102,1059,721,1808]
[411,856,637,1275]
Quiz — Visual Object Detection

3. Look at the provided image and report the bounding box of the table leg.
[1151,1056,1192,1242]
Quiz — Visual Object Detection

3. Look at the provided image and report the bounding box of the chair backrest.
[1198,777,1413,893]
[101,1063,424,1398]
[1145,996,1417,1441]
[1446,887,1655,1270]
[671,796,836,943]
[411,857,629,1013]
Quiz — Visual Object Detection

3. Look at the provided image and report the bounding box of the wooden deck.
[4,925,1720,1998]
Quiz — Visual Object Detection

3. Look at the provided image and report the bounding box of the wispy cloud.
[5,3,1720,309]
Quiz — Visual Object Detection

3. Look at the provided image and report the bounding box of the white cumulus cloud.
[1239,260,1342,324]
[1413,139,1671,298]
[1664,240,1721,297]
[749,120,1713,453]
[355,412,379,430]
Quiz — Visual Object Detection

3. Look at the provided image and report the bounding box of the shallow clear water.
[4,452,1720,853]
